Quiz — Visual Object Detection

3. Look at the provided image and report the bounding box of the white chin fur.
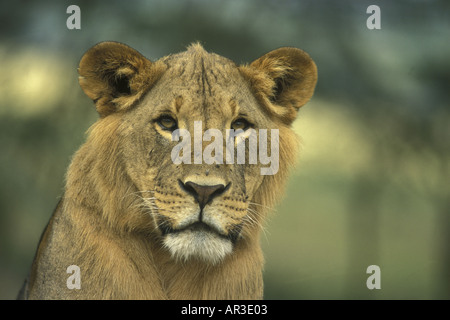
[163,229,232,265]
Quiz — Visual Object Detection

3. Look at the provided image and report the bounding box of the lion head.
[74,41,317,265]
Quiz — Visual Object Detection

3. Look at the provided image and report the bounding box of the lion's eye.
[231,118,251,131]
[157,116,178,131]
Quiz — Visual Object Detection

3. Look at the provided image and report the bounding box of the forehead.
[143,45,261,123]
[161,43,240,93]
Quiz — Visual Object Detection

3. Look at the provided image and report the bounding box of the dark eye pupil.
[232,118,250,130]
[158,116,177,130]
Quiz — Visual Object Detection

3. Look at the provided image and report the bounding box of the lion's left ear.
[78,41,165,117]
[239,47,317,124]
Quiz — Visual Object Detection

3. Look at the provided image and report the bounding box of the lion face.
[78,42,317,264]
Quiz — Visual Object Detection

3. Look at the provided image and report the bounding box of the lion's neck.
[57,198,263,299]
[150,237,264,299]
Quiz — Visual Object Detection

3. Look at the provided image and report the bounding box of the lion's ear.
[239,47,317,124]
[78,42,164,117]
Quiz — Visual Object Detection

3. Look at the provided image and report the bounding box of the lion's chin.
[163,228,233,265]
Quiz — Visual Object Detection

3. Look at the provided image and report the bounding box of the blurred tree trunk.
[346,174,382,299]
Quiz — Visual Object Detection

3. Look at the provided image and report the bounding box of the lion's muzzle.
[157,179,243,264]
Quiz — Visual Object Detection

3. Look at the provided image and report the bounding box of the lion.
[18,41,317,299]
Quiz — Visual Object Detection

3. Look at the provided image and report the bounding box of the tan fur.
[22,42,317,299]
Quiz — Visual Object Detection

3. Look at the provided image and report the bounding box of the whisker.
[248,201,275,213]
[244,206,271,243]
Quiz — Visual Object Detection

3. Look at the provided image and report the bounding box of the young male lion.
[19,42,317,299]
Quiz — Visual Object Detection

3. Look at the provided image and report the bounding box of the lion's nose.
[179,180,228,209]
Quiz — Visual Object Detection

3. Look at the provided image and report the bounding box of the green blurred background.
[0,0,449,299]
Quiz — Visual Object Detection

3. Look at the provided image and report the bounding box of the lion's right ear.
[239,47,317,125]
[78,42,165,117]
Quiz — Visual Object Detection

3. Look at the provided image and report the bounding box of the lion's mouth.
[184,221,218,233]
[158,217,242,244]
[163,221,228,240]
